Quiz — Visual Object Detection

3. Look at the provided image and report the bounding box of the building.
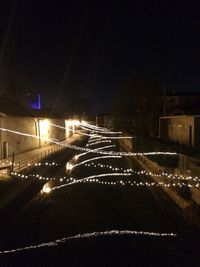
[0,93,78,159]
[0,114,78,159]
[159,115,200,147]
[163,91,200,115]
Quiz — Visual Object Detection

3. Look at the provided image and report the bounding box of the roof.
[160,115,200,119]
[0,93,33,117]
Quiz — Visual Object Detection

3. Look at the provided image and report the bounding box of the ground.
[0,137,200,266]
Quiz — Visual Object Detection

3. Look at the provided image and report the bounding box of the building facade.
[0,114,76,159]
[159,115,200,147]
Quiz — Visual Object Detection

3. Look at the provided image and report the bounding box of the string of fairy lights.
[0,229,177,254]
[0,127,178,158]
[0,120,183,254]
[2,121,197,189]
[86,140,112,147]
[11,161,200,185]
[75,144,116,160]
[10,170,199,198]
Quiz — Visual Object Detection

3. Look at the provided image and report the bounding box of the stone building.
[0,114,75,159]
[0,89,79,159]
[159,115,200,147]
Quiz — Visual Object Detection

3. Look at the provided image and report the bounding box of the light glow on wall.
[39,119,49,137]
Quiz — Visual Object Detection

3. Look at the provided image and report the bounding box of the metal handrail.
[13,144,64,172]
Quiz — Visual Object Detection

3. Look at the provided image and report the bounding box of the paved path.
[0,134,81,174]
[0,137,200,266]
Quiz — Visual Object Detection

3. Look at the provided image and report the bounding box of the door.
[2,142,8,159]
[189,125,192,146]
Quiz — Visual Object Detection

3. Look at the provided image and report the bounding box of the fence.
[13,144,64,173]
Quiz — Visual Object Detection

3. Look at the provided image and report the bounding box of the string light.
[100,136,133,140]
[71,178,199,188]
[81,121,111,131]
[50,122,132,140]
[49,122,101,138]
[0,229,177,254]
[84,162,200,182]
[79,124,133,139]
[65,143,177,157]
[86,140,112,147]
[51,173,132,191]
[41,183,51,194]
[78,123,122,134]
[88,138,103,143]
[0,127,177,157]
[0,122,181,255]
[11,170,199,188]
[72,155,122,169]
[75,145,116,160]
[66,162,74,171]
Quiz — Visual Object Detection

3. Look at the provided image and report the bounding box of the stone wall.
[0,116,68,159]
[160,116,195,146]
[118,138,133,152]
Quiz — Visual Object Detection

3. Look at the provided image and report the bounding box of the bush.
[174,181,192,200]
[133,136,179,168]
[147,154,179,168]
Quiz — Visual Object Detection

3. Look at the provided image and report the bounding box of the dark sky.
[0,0,200,112]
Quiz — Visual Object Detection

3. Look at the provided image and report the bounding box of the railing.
[13,144,64,173]
[0,165,12,176]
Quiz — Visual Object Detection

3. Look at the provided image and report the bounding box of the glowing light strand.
[66,143,177,157]
[72,156,122,169]
[0,230,177,254]
[0,127,177,157]
[49,123,101,138]
[64,178,199,188]
[84,162,200,182]
[51,173,132,191]
[51,122,132,140]
[86,140,112,147]
[11,171,200,188]
[78,124,122,134]
[76,145,116,159]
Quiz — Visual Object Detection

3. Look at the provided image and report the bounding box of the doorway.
[2,142,8,159]
[189,125,192,146]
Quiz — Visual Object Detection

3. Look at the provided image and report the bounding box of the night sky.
[0,0,200,113]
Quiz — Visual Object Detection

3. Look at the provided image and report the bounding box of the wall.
[194,117,200,148]
[160,116,195,146]
[0,115,71,159]
[38,118,66,147]
[118,138,133,152]
[0,116,38,157]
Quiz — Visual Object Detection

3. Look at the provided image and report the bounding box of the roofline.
[160,115,200,119]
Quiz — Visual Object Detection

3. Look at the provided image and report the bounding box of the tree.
[112,73,162,136]
[67,97,91,119]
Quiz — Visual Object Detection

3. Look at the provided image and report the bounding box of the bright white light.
[41,183,51,194]
[53,122,101,137]
[0,127,178,157]
[87,140,112,147]
[52,172,132,191]
[74,155,79,160]
[73,155,122,169]
[76,145,116,159]
[66,162,74,170]
[39,119,49,137]
[78,124,122,134]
